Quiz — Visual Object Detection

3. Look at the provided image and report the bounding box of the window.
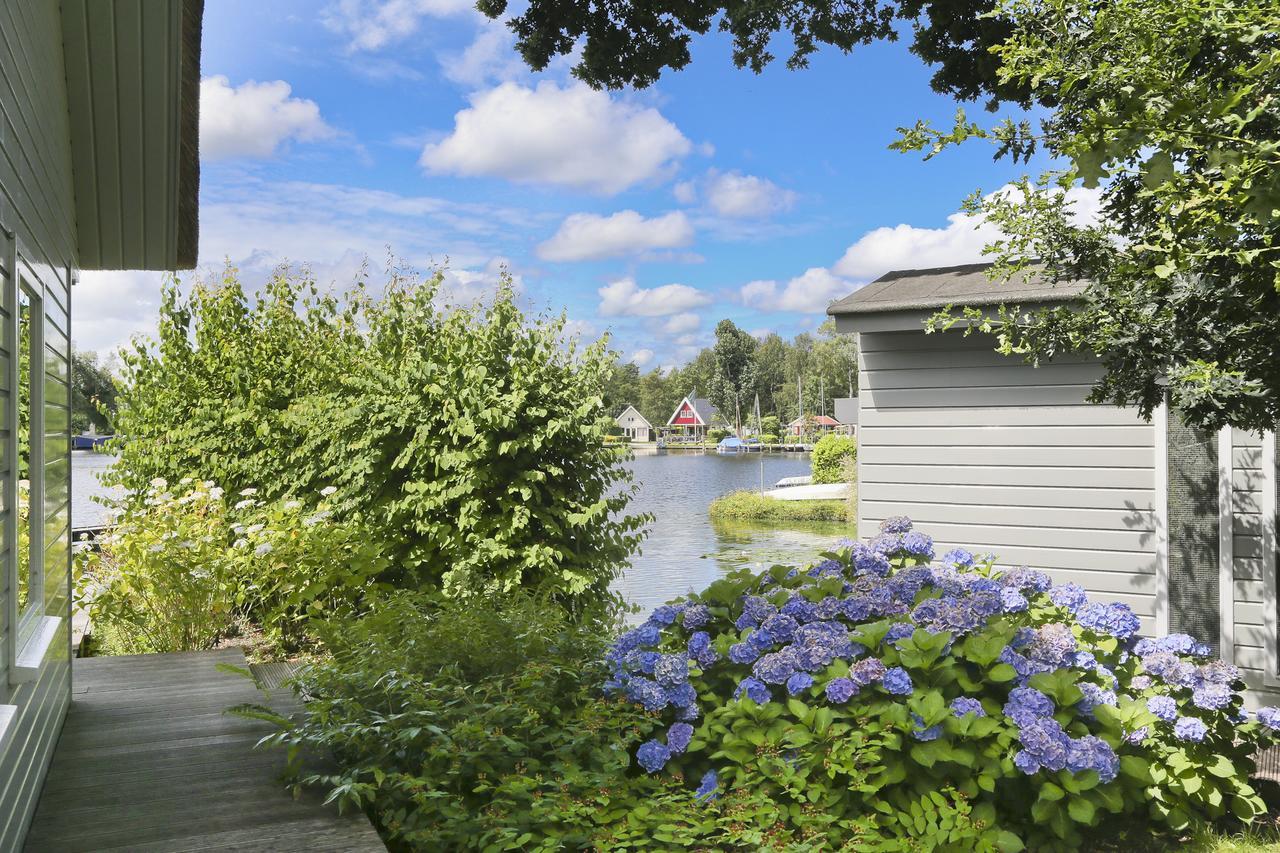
[15,281,42,632]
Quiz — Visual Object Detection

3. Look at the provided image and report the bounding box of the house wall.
[1229,430,1280,706]
[0,1,76,846]
[857,329,1163,634]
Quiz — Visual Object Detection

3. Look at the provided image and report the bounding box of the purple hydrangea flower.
[1130,675,1153,690]
[786,672,814,695]
[624,650,660,674]
[688,631,718,668]
[695,769,719,801]
[728,642,760,665]
[1196,660,1241,686]
[654,654,689,687]
[1067,735,1119,782]
[940,548,975,568]
[1014,750,1042,775]
[884,622,916,645]
[667,722,694,754]
[882,667,913,696]
[1144,652,1195,687]
[781,595,818,623]
[1256,707,1280,730]
[682,604,712,630]
[738,596,776,628]
[1000,588,1028,613]
[637,740,671,773]
[753,648,800,685]
[1192,682,1233,711]
[999,566,1052,593]
[667,682,697,709]
[871,533,905,555]
[626,677,669,712]
[911,713,943,741]
[1048,583,1088,612]
[1004,687,1055,727]
[1077,602,1141,640]
[825,677,858,703]
[1146,695,1178,722]
[649,606,679,626]
[951,697,986,718]
[734,677,771,705]
[851,657,887,686]
[852,548,892,577]
[1077,683,1117,717]
[1018,717,1070,771]
[880,516,913,534]
[1124,726,1150,744]
[902,532,935,560]
[1174,717,1208,743]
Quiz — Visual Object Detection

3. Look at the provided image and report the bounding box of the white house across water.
[615,405,652,442]
[829,263,1280,705]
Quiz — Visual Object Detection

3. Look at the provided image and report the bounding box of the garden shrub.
[109,266,645,610]
[761,432,779,444]
[709,490,850,524]
[78,479,389,654]
[708,428,731,443]
[811,433,858,484]
[604,518,1280,851]
[245,592,663,851]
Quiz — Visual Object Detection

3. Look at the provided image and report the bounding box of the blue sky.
[77,0,1060,368]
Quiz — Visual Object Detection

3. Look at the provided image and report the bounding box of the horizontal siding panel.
[1235,534,1264,560]
[861,463,1153,490]
[861,445,1152,469]
[859,481,1155,512]
[1235,579,1266,604]
[916,539,1155,574]
[861,362,1102,390]
[1233,489,1262,515]
[861,500,1155,532]
[1235,511,1262,536]
[1235,558,1265,582]
[1236,625,1272,649]
[859,331,988,354]
[860,347,1096,371]
[858,425,1153,448]
[868,519,1155,554]
[1234,446,1263,471]
[864,384,1100,409]
[860,406,1148,428]
[1236,602,1269,627]
[1234,469,1265,493]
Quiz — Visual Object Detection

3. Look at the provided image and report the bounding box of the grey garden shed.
[828,263,1280,705]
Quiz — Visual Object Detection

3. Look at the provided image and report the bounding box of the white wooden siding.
[1228,430,1280,705]
[0,2,75,847]
[858,330,1160,634]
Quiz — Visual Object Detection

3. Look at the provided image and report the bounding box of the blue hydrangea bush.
[605,518,1280,850]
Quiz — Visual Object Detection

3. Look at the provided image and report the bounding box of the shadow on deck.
[24,647,385,852]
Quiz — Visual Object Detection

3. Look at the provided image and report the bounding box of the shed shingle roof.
[826,263,1087,316]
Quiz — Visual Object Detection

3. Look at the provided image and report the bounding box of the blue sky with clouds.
[77,0,1059,368]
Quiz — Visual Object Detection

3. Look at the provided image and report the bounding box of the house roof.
[615,405,652,427]
[788,415,842,427]
[827,263,1087,316]
[666,396,719,426]
[61,0,203,270]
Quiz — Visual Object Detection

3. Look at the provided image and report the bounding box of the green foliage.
[760,415,781,436]
[108,265,645,609]
[708,490,852,524]
[71,349,117,433]
[710,319,758,432]
[894,0,1280,433]
[479,0,1029,107]
[609,533,1278,850]
[811,433,858,484]
[78,479,389,654]
[708,427,731,443]
[243,593,664,851]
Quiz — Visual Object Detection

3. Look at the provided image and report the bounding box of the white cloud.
[440,21,527,88]
[740,267,853,313]
[629,349,655,367]
[421,82,692,194]
[438,257,522,304]
[537,211,693,262]
[75,270,168,354]
[833,185,1104,280]
[673,181,697,205]
[661,312,700,335]
[598,277,711,318]
[322,0,472,51]
[704,171,796,218]
[200,76,336,160]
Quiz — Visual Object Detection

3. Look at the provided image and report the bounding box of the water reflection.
[614,450,853,619]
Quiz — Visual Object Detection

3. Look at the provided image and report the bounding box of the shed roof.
[826,263,1086,316]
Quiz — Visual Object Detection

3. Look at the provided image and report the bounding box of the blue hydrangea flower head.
[762,613,799,644]
[1124,726,1150,744]
[753,648,800,684]
[825,677,858,703]
[636,740,672,773]
[1048,583,1087,612]
[667,722,694,754]
[667,682,697,709]
[879,516,913,534]
[1146,695,1178,722]
[785,672,814,696]
[852,547,892,577]
[940,548,974,568]
[1066,735,1119,782]
[695,769,719,801]
[901,531,935,560]
[1004,687,1054,727]
[649,605,679,626]
[1013,750,1041,775]
[653,654,689,687]
[851,657,887,686]
[1077,601,1141,640]
[883,622,915,645]
[999,588,1028,613]
[625,677,669,712]
[1256,707,1280,730]
[734,677,771,705]
[682,604,712,630]
[1173,717,1208,743]
[728,642,760,665]
[1196,660,1241,686]
[882,667,913,696]
[911,713,943,741]
[1192,683,1233,711]
[1143,652,1195,687]
[951,697,986,718]
[1077,683,1118,717]
[781,595,818,623]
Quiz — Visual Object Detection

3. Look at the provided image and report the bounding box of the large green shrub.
[108,266,644,608]
[709,490,850,524]
[603,519,1280,850]
[78,479,389,654]
[810,433,857,484]
[243,593,660,850]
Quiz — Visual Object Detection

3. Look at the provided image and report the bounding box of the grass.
[709,490,853,524]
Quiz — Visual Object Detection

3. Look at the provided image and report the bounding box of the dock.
[24,648,384,852]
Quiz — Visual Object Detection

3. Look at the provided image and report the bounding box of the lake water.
[615,449,850,619]
[70,448,850,616]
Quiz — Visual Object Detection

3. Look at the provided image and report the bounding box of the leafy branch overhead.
[894,0,1280,431]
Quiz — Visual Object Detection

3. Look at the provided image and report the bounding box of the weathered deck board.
[24,647,385,852]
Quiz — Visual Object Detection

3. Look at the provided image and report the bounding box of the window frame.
[15,275,45,647]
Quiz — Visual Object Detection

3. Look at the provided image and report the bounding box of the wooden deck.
[24,648,385,852]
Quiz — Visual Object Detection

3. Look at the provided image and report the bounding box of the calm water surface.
[615,449,850,619]
[71,449,849,615]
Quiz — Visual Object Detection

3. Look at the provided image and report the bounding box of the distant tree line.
[602,318,858,430]
[72,349,118,434]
